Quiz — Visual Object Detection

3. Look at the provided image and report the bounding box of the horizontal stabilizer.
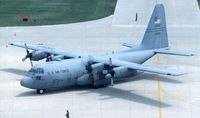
[122,43,136,48]
[155,49,194,56]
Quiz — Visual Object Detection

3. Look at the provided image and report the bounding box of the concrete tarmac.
[0,0,200,118]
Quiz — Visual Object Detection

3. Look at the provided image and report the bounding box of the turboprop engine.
[77,74,93,86]
[21,43,49,66]
[51,55,65,61]
[77,63,105,86]
[77,57,134,87]
[22,43,49,62]
[113,67,129,78]
[29,51,48,61]
[93,73,112,87]
[93,66,132,87]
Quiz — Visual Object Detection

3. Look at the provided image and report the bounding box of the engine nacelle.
[113,67,132,79]
[93,77,111,87]
[31,51,48,61]
[77,74,93,86]
[91,63,104,72]
[113,66,138,79]
[51,55,65,61]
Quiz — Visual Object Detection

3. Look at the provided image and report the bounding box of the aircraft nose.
[20,77,33,88]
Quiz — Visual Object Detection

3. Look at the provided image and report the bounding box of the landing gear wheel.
[92,83,107,88]
[92,83,99,89]
[36,89,45,94]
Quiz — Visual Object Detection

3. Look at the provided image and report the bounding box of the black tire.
[36,89,45,94]
[92,83,108,88]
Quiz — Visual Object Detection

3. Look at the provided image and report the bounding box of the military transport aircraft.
[10,4,193,94]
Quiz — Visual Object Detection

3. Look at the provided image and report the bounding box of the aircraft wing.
[10,42,85,58]
[91,56,184,76]
[10,42,184,76]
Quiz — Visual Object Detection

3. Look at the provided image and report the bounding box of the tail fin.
[140,4,168,49]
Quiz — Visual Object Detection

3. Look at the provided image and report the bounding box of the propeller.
[107,58,115,86]
[85,57,115,87]
[85,60,94,81]
[85,60,93,73]
[46,54,53,62]
[22,43,33,67]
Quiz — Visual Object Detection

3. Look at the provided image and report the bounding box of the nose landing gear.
[36,89,45,94]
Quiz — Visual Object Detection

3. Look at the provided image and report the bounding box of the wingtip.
[186,53,194,56]
[172,72,186,76]
[9,42,24,46]
[9,42,18,45]
[9,43,13,45]
[190,54,195,56]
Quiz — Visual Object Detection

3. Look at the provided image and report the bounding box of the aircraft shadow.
[0,68,27,76]
[115,73,183,85]
[16,73,181,108]
[80,86,170,108]
[139,73,183,83]
[16,85,170,108]
[15,86,92,97]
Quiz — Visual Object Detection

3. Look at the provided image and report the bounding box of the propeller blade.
[22,43,30,62]
[22,57,27,62]
[24,43,30,54]
[23,43,33,67]
[111,77,114,86]
[29,58,33,67]
[109,58,112,67]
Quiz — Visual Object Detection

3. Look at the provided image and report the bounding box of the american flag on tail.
[154,17,161,24]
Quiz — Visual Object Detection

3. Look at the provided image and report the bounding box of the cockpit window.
[29,68,44,74]
[29,68,36,73]
[36,76,41,80]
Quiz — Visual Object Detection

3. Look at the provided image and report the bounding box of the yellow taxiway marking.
[155,55,162,118]
[157,78,162,118]
[155,54,200,118]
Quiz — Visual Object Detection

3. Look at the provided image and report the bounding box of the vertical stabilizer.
[140,4,168,49]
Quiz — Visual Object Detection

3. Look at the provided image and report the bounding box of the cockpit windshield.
[29,68,44,74]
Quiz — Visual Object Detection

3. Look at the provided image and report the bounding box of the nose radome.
[20,79,25,87]
[20,77,32,88]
